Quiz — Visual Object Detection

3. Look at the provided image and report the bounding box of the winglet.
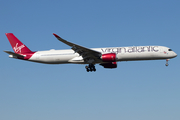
[53,33,61,38]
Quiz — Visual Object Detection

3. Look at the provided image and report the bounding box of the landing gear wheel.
[85,66,89,72]
[85,64,96,72]
[165,59,169,67]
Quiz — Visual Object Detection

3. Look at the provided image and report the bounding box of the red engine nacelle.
[100,62,117,68]
[101,53,116,62]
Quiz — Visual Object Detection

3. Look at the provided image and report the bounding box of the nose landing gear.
[165,59,169,66]
[85,64,96,72]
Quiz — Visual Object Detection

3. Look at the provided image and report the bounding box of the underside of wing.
[53,33,102,64]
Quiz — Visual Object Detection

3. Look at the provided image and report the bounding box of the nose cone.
[171,51,177,58]
[174,52,177,57]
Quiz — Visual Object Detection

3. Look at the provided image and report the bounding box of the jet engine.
[101,53,116,62]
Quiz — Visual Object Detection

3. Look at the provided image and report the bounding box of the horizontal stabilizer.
[4,51,24,58]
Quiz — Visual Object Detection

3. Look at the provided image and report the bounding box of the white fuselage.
[5,33,177,71]
[28,46,177,64]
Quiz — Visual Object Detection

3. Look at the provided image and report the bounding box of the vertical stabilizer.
[5,33,32,54]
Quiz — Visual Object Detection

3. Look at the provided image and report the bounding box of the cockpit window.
[168,49,172,51]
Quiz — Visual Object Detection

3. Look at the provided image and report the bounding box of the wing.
[53,33,102,63]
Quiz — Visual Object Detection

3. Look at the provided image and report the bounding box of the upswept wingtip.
[53,33,60,38]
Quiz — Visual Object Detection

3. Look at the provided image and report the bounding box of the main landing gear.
[165,59,169,66]
[85,64,96,72]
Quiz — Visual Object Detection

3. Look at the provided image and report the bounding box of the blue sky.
[0,0,180,120]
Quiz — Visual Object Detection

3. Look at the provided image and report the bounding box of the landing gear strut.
[165,59,169,66]
[85,64,96,72]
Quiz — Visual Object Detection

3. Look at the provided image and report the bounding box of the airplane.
[4,33,177,72]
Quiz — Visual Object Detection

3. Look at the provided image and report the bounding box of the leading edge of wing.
[53,33,101,56]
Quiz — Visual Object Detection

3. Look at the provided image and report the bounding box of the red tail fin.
[5,33,32,54]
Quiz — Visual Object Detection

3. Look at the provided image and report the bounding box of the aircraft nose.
[174,52,177,57]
